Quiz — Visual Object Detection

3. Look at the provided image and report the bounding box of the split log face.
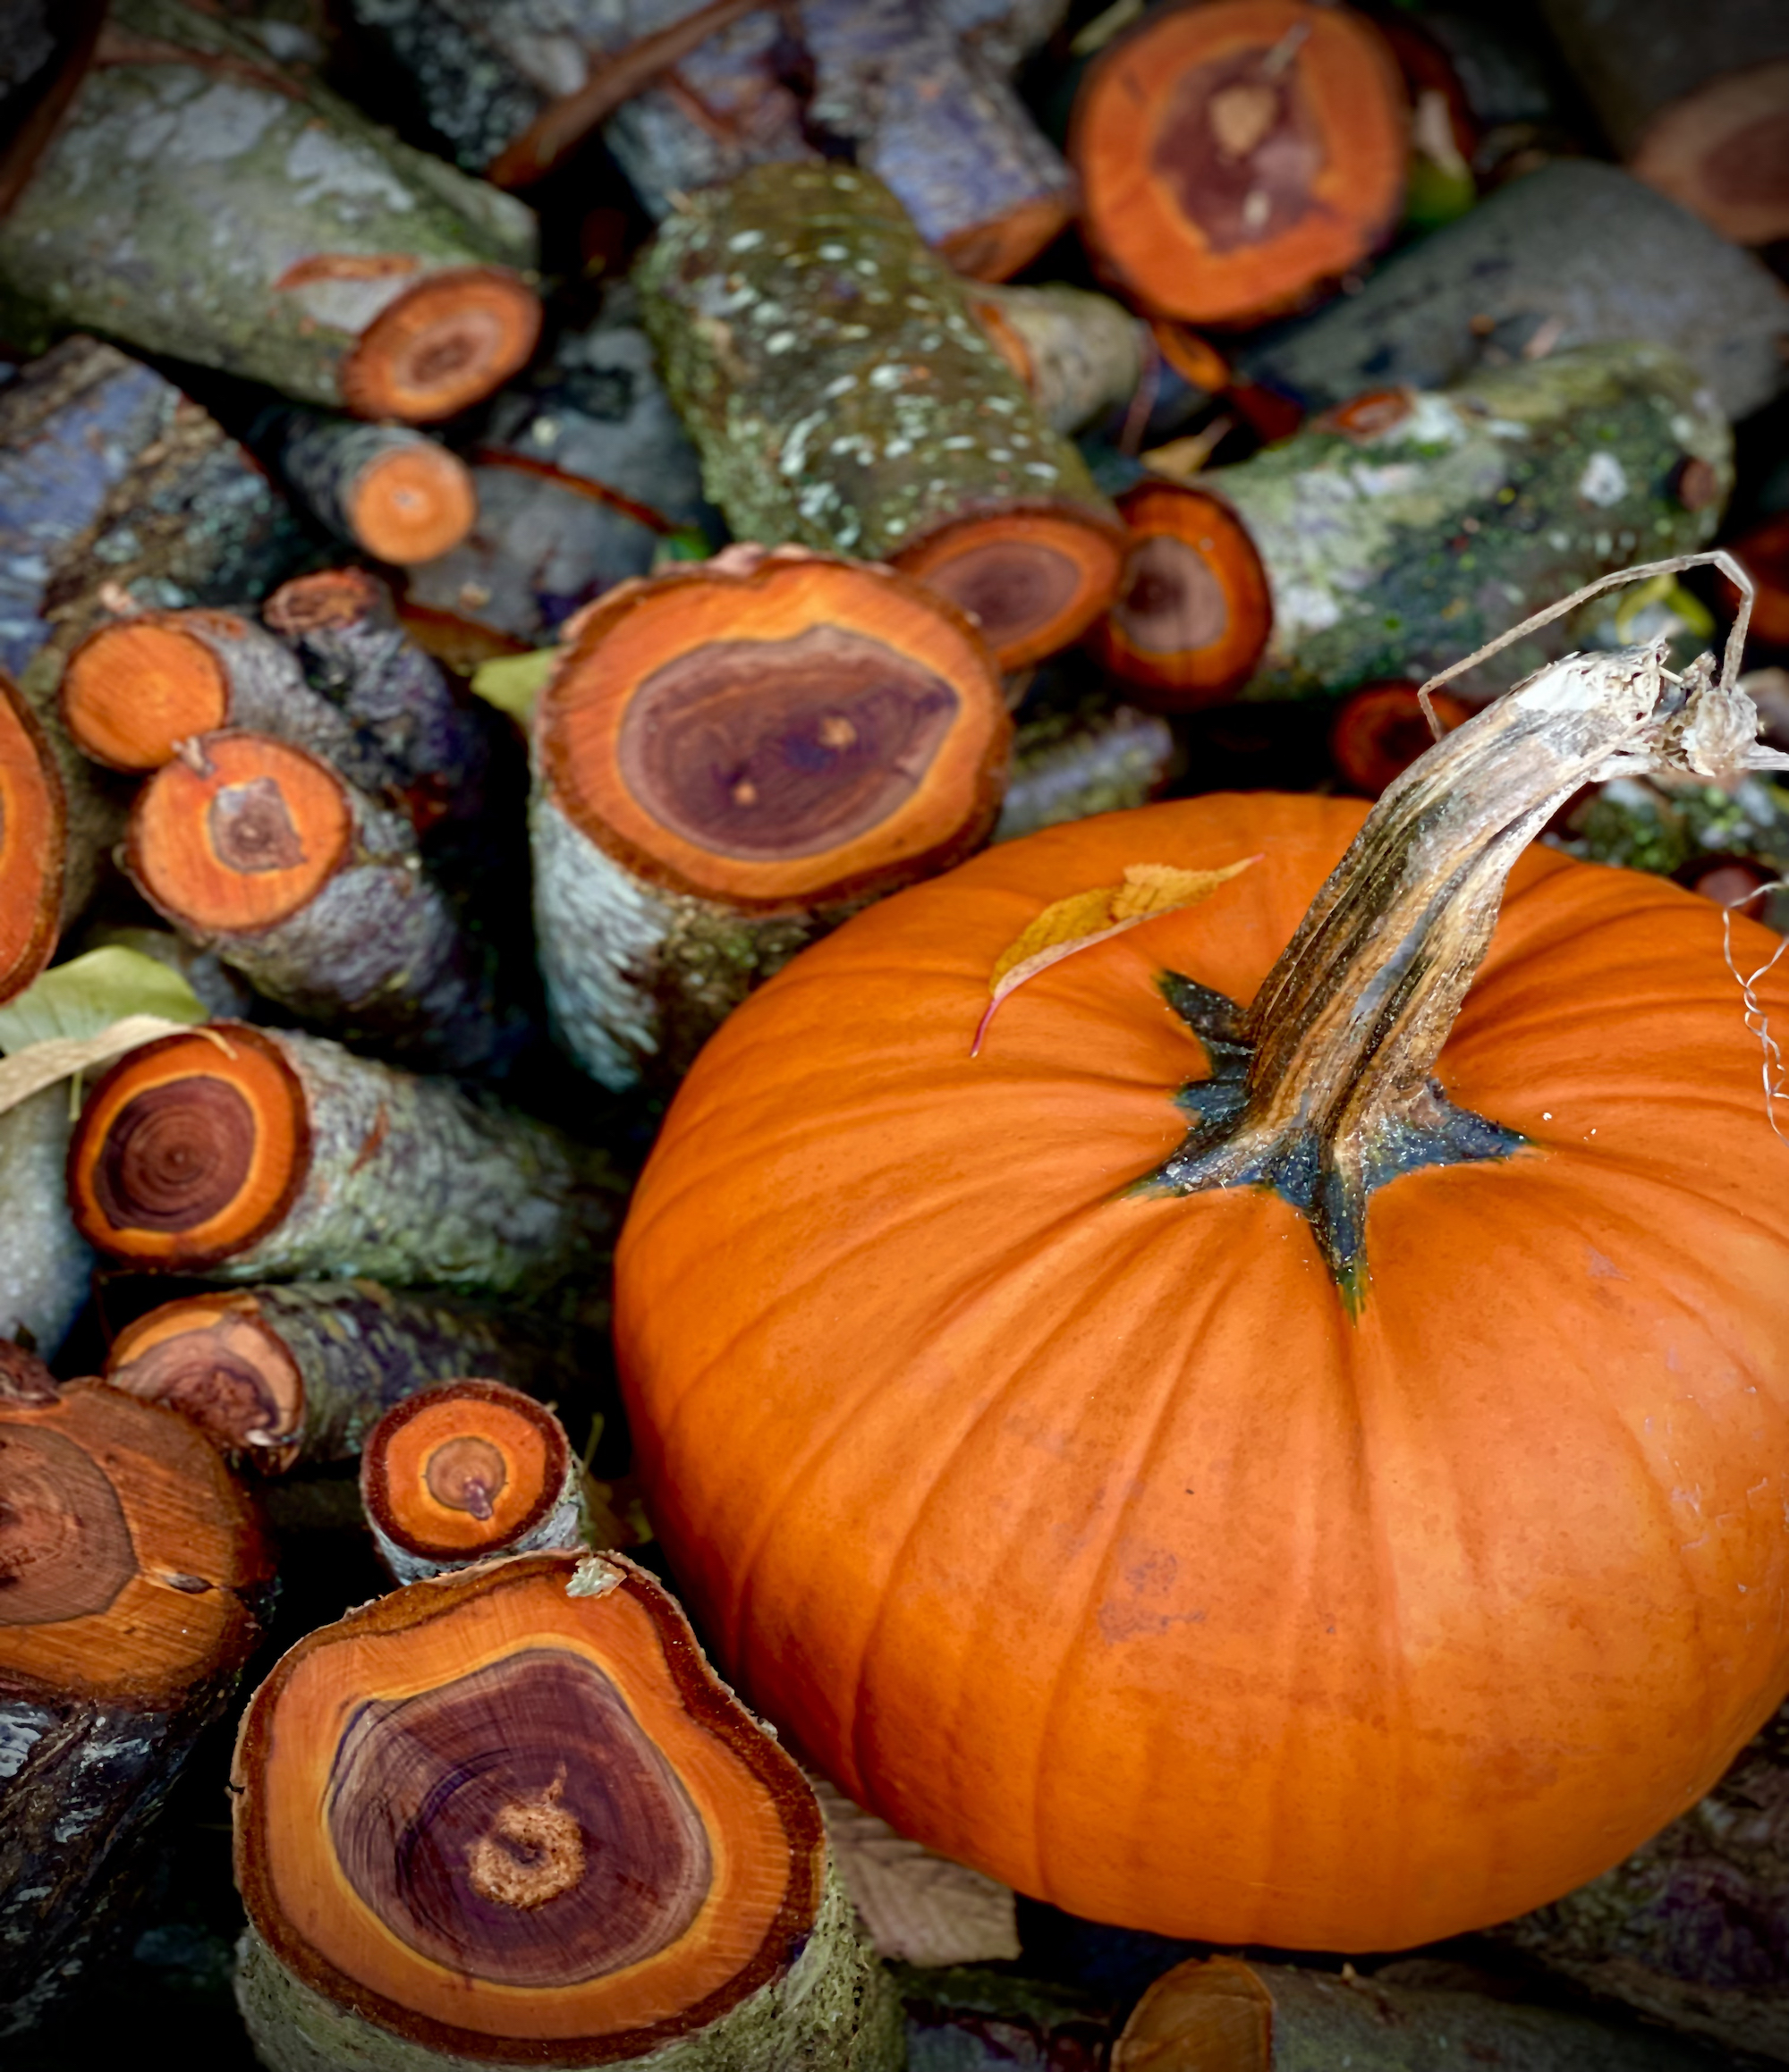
[0,1375,269,1709]
[0,1371,273,2028]
[1072,0,1409,327]
[129,732,351,935]
[0,668,64,1003]
[68,1025,307,1272]
[1087,482,1272,706]
[539,555,1009,909]
[233,1553,881,2067]
[361,1380,576,1575]
[106,1290,302,1464]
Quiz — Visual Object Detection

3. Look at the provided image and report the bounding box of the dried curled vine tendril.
[1720,879,1789,1145]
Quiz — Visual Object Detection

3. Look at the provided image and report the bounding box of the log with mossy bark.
[231,1549,903,2072]
[124,731,508,1071]
[66,1022,621,1295]
[0,0,542,422]
[60,606,400,800]
[0,1355,274,2037]
[1488,1696,1789,2064]
[361,1381,612,1582]
[257,412,477,567]
[106,1278,588,1475]
[532,549,1011,1090]
[1237,160,1789,427]
[1113,1952,1727,2072]
[0,336,306,679]
[900,1966,1108,2072]
[641,164,1126,671]
[1069,0,1411,330]
[1536,0,1789,247]
[1158,343,1731,702]
[262,568,496,832]
[994,699,1175,842]
[0,1087,94,1357]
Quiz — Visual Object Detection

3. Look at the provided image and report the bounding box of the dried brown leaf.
[973,856,1258,1054]
[808,1772,1020,1966]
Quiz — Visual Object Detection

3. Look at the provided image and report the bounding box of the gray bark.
[994,701,1174,842]
[0,0,538,413]
[0,335,304,679]
[210,1027,621,1297]
[1239,161,1789,427]
[0,1085,92,1358]
[968,282,1146,434]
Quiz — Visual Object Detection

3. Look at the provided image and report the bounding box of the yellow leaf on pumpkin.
[974,857,1257,1054]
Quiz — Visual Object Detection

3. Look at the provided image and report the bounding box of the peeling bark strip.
[125,732,505,1071]
[263,568,495,832]
[106,1279,583,1475]
[403,296,710,647]
[0,1369,273,2037]
[640,164,1125,669]
[0,1087,94,1359]
[1237,160,1789,427]
[259,414,476,567]
[1114,1953,1727,2072]
[231,1552,903,2072]
[1536,0,1789,247]
[1071,0,1411,328]
[0,337,304,680]
[1489,1696,1789,2066]
[62,608,398,799]
[362,1381,589,1582]
[531,552,1010,1089]
[1178,343,1731,702]
[68,1022,621,1294]
[0,0,541,420]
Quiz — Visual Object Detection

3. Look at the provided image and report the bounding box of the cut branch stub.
[638,164,1126,672]
[123,730,504,1070]
[232,1552,902,2072]
[1329,681,1470,796]
[0,668,66,1006]
[265,416,478,567]
[533,552,1011,1089]
[1087,481,1272,707]
[361,1380,583,1582]
[67,1023,619,1293]
[1071,0,1410,326]
[0,1373,273,2028]
[106,1280,583,1475]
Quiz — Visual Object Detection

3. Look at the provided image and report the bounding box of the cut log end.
[262,565,389,638]
[896,505,1127,672]
[106,1293,304,1470]
[1073,0,1409,326]
[1088,481,1271,706]
[128,732,352,935]
[62,615,233,772]
[1632,58,1789,247]
[340,268,544,425]
[0,669,65,1004]
[1731,512,1789,647]
[939,194,1077,284]
[346,441,479,565]
[67,1023,307,1271]
[233,1552,830,2059]
[0,1375,271,1708]
[540,554,1010,906]
[361,1380,570,1564]
[1329,681,1470,795]
[1116,1956,1272,2072]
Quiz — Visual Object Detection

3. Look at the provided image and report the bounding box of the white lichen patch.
[284,127,415,215]
[1578,452,1628,507]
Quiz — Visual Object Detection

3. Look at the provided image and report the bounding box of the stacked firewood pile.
[3,3,1788,2069]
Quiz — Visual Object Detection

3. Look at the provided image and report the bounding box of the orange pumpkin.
[615,654,1789,1950]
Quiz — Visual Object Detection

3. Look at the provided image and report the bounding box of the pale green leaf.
[471,647,562,723]
[0,948,206,1055]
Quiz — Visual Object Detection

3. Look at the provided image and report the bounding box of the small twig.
[1417,549,1755,736]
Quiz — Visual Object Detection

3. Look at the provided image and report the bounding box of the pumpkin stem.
[1142,600,1789,1308]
